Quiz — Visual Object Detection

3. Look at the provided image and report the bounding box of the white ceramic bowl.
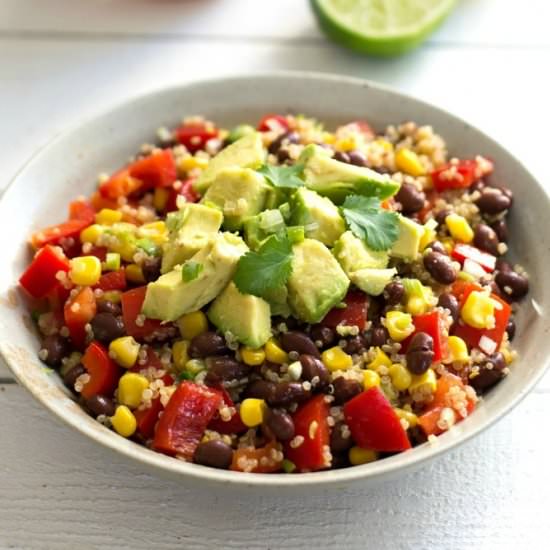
[1,72,549,491]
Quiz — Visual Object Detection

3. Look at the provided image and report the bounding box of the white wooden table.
[1,1,550,548]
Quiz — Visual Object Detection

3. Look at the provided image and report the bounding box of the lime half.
[311,0,456,56]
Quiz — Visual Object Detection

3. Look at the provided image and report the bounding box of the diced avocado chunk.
[289,188,345,246]
[333,231,389,273]
[287,239,349,323]
[194,132,265,193]
[262,285,291,318]
[299,144,400,205]
[390,215,424,261]
[161,203,223,273]
[264,185,289,209]
[350,268,397,296]
[201,167,269,231]
[208,282,272,348]
[243,209,286,250]
[142,233,248,321]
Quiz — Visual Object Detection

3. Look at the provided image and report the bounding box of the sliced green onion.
[136,238,160,257]
[282,459,296,473]
[286,225,305,244]
[102,252,121,271]
[259,209,285,234]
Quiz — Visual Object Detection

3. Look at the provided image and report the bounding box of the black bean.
[246,379,277,402]
[141,257,161,282]
[40,334,69,367]
[205,356,249,383]
[330,422,353,453]
[333,151,350,163]
[469,180,486,194]
[435,209,451,226]
[332,377,362,405]
[423,251,457,285]
[395,182,425,215]
[343,335,368,355]
[269,382,311,407]
[90,313,125,344]
[476,187,512,214]
[189,332,228,358]
[309,325,336,348]
[299,354,330,389]
[194,440,233,469]
[63,364,86,390]
[281,331,320,358]
[348,150,367,167]
[438,292,459,324]
[264,409,295,441]
[85,395,116,417]
[496,258,513,273]
[506,319,516,341]
[495,270,529,301]
[491,219,508,243]
[365,326,388,348]
[383,281,404,305]
[97,300,122,316]
[268,131,299,155]
[366,296,383,321]
[408,425,428,447]
[469,352,506,394]
[473,224,500,256]
[406,332,434,375]
[497,185,514,204]
[277,148,291,164]
[428,241,447,255]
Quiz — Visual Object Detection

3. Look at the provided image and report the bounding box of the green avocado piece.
[262,285,291,318]
[350,268,397,296]
[208,282,272,348]
[298,144,400,204]
[201,167,269,231]
[243,209,286,250]
[289,188,345,246]
[390,215,424,261]
[333,231,389,274]
[194,132,265,193]
[287,238,350,323]
[142,233,248,321]
[161,203,223,274]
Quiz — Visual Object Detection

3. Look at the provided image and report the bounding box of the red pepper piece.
[284,395,331,472]
[128,149,177,190]
[344,387,411,452]
[90,190,119,211]
[165,178,200,212]
[95,269,127,292]
[208,386,247,435]
[153,381,223,459]
[451,243,496,272]
[68,199,96,225]
[19,245,70,299]
[46,283,71,312]
[81,341,120,399]
[257,114,290,132]
[134,397,164,439]
[86,246,108,262]
[401,310,448,362]
[431,159,477,192]
[120,286,163,340]
[99,168,143,199]
[231,442,284,473]
[30,218,90,250]
[64,286,97,349]
[321,290,368,330]
[175,123,219,153]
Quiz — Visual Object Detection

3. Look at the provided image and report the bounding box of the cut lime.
[311,0,456,57]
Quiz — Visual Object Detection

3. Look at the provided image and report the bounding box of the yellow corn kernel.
[389,363,413,391]
[374,139,394,152]
[385,311,415,342]
[111,405,137,437]
[367,348,392,371]
[334,137,357,152]
[172,340,190,370]
[95,208,122,226]
[80,223,104,245]
[394,408,418,428]
[138,221,167,245]
[445,213,474,243]
[501,346,514,365]
[395,148,426,176]
[461,290,496,329]
[406,295,428,316]
[409,368,437,396]
[117,372,149,409]
[322,131,336,144]
[457,270,476,282]
[100,290,122,303]
[322,346,353,372]
[109,336,140,368]
[240,398,266,428]
[153,187,170,211]
[349,447,379,466]
[264,339,288,364]
[69,256,102,286]
[177,311,208,340]
[419,227,437,252]
[447,336,469,363]
[440,237,454,254]
[363,369,381,390]
[125,264,145,284]
[241,347,266,366]
[179,156,209,172]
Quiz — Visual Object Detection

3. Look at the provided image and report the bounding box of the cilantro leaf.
[257,163,304,188]
[181,261,204,283]
[341,195,399,251]
[233,234,293,299]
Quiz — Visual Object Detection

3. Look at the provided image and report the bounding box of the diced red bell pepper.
[284,395,330,472]
[208,386,248,435]
[431,160,478,192]
[257,114,290,132]
[451,243,496,272]
[81,341,120,399]
[321,290,368,330]
[86,246,108,262]
[402,310,448,362]
[344,387,411,452]
[30,218,90,250]
[128,150,177,190]
[153,381,223,459]
[231,442,284,473]
[175,123,219,153]
[19,245,70,299]
[120,286,163,340]
[64,286,97,349]
[46,283,71,312]
[95,269,127,292]
[165,178,200,212]
[99,168,143,199]
[68,199,96,225]
[135,397,164,439]
[90,190,119,211]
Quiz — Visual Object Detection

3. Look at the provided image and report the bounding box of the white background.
[1,1,549,548]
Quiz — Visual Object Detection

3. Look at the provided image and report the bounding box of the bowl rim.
[2,70,549,488]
